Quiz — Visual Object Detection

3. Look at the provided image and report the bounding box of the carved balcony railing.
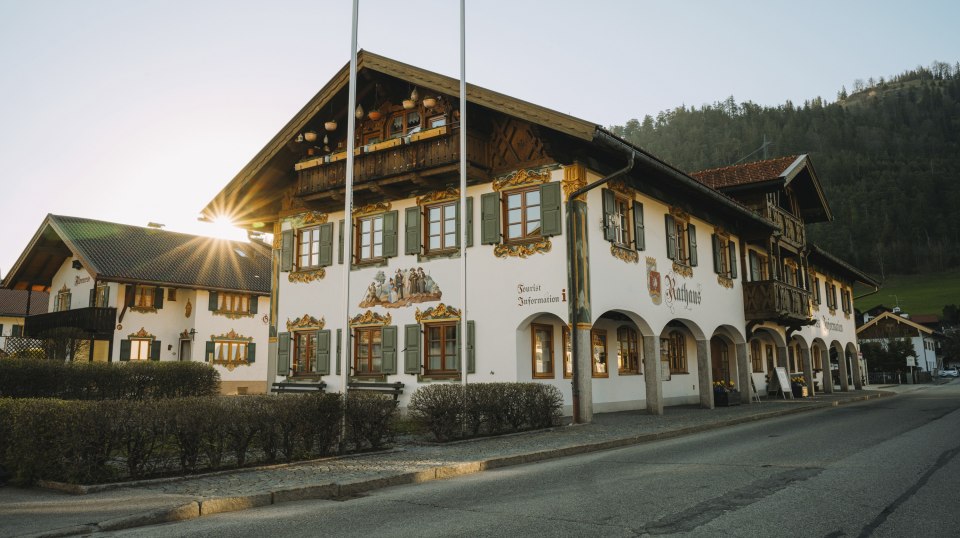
[296,126,489,198]
[743,280,811,324]
[762,203,805,250]
[25,307,117,338]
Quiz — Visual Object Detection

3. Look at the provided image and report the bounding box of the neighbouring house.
[857,310,942,373]
[0,289,48,356]
[1,215,272,394]
[200,51,877,415]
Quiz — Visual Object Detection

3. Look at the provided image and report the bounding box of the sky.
[1,0,958,277]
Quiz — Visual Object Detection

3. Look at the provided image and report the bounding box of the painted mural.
[358,267,442,309]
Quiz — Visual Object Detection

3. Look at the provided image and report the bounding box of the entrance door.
[179,339,192,362]
[710,338,730,385]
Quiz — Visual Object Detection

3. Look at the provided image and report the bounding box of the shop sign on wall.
[517,283,566,307]
[663,273,703,313]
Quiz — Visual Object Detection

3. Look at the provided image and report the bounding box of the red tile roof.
[691,155,800,189]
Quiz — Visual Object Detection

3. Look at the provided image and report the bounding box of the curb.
[34,391,889,537]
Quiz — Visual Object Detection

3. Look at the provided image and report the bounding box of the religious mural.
[358,267,442,308]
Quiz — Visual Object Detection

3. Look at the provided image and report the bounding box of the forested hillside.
[610,62,960,277]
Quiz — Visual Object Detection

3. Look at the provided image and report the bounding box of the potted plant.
[714,381,740,407]
[791,376,807,398]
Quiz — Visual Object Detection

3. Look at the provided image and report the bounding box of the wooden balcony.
[763,203,805,250]
[743,280,811,324]
[295,126,490,205]
[25,307,117,339]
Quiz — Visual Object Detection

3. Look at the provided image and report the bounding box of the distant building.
[201,52,878,414]
[2,215,272,394]
[857,310,942,373]
[0,289,48,355]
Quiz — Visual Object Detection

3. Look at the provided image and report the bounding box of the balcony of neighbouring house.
[762,203,806,250]
[294,125,490,210]
[743,280,811,324]
[25,307,117,339]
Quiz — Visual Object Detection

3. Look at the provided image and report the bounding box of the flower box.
[715,389,740,407]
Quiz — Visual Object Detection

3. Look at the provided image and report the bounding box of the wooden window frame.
[751,340,764,372]
[356,214,385,263]
[424,200,458,255]
[219,293,251,315]
[617,326,640,374]
[95,284,109,307]
[813,277,822,304]
[134,285,155,308]
[503,187,542,244]
[591,329,608,378]
[674,219,689,265]
[298,225,323,270]
[667,331,688,374]
[423,321,458,377]
[388,109,422,139]
[531,323,554,379]
[56,289,72,312]
[562,325,572,379]
[610,193,632,249]
[353,326,384,376]
[292,331,317,376]
[130,338,152,361]
[213,340,250,367]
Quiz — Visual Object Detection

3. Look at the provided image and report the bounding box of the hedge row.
[0,358,221,400]
[408,383,563,441]
[0,392,398,485]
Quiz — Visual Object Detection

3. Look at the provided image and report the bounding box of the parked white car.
[939,368,959,377]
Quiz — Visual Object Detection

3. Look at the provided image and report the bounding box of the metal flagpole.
[340,0,359,453]
[459,0,468,426]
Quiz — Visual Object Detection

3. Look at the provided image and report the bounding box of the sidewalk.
[0,388,900,538]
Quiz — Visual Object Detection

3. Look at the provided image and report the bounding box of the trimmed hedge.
[0,358,221,400]
[408,382,563,441]
[0,392,401,486]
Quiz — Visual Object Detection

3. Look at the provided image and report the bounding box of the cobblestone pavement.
[0,388,899,538]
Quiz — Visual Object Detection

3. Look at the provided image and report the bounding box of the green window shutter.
[336,328,342,375]
[540,182,562,237]
[154,288,164,309]
[728,241,738,279]
[249,296,258,314]
[277,332,290,376]
[89,288,96,307]
[316,329,331,374]
[125,285,135,306]
[466,197,474,247]
[404,324,421,374]
[665,214,676,260]
[119,339,131,361]
[382,211,399,258]
[318,222,334,267]
[405,206,421,255]
[150,340,161,361]
[338,219,345,265]
[208,291,218,311]
[382,325,397,374]
[467,320,476,374]
[205,341,214,362]
[104,286,110,307]
[480,192,500,245]
[688,223,698,266]
[280,229,294,272]
[712,234,722,274]
[247,343,256,363]
[602,189,616,242]
[66,293,71,310]
[633,201,645,251]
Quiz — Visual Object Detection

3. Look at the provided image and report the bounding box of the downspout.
[567,150,634,424]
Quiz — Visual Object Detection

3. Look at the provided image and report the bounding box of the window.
[220,293,250,314]
[212,340,252,367]
[788,345,799,373]
[826,282,838,310]
[298,226,322,269]
[425,322,458,376]
[813,277,822,304]
[129,338,152,361]
[426,201,458,254]
[665,214,697,267]
[602,189,645,251]
[428,115,446,128]
[841,288,852,314]
[167,288,177,301]
[667,331,687,374]
[55,287,72,312]
[95,284,110,307]
[712,234,738,279]
[591,329,607,377]
[751,340,763,372]
[562,325,572,379]
[749,250,770,281]
[293,331,317,375]
[532,323,554,378]
[354,327,383,375]
[813,346,823,370]
[134,286,156,308]
[12,325,23,338]
[388,110,421,139]
[480,183,562,245]
[355,211,398,263]
[617,326,640,374]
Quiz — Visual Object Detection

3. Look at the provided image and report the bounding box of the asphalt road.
[108,381,960,537]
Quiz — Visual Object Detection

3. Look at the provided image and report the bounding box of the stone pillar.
[838,349,850,391]
[801,347,815,397]
[565,181,594,423]
[776,345,794,399]
[736,342,751,404]
[643,335,663,415]
[851,348,863,390]
[697,339,713,409]
[821,347,834,394]
[575,324,593,422]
